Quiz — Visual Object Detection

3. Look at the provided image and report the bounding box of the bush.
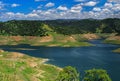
[83,68,112,81]
[56,66,80,81]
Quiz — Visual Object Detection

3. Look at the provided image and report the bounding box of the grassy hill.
[0,33,93,47]
[0,49,60,81]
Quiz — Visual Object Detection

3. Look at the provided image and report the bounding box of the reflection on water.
[0,40,120,81]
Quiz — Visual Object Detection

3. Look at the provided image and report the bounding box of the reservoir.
[0,39,120,81]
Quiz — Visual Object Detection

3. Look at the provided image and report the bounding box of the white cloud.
[35,0,46,2]
[8,12,25,17]
[45,2,55,7]
[57,6,68,11]
[0,1,5,10]
[103,2,120,12]
[102,8,111,13]
[71,4,82,10]
[0,12,25,20]
[6,12,14,15]
[107,0,120,3]
[27,13,39,17]
[11,3,20,7]
[70,9,81,13]
[93,7,101,11]
[1,8,120,21]
[112,3,120,11]
[70,4,82,13]
[84,1,97,6]
[104,3,113,8]
[74,0,85,2]
[1,1,120,21]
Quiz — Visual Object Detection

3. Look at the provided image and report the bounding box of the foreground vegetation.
[56,66,112,81]
[0,49,60,81]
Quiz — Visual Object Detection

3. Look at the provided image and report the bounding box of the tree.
[114,20,120,35]
[56,66,80,81]
[83,68,112,81]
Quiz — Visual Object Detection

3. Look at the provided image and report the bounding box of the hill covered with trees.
[0,18,120,36]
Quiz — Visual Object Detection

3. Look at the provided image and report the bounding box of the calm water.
[0,40,120,81]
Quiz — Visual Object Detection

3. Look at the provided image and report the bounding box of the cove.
[0,39,120,81]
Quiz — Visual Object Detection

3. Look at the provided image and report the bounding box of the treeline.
[44,18,120,35]
[0,18,120,36]
[0,20,48,36]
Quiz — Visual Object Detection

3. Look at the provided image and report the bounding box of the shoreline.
[41,58,49,64]
[0,35,97,47]
[42,58,62,70]
[103,35,120,53]
[0,50,61,80]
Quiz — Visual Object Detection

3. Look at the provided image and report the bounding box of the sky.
[0,0,120,21]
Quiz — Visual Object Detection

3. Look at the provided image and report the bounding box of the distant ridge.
[0,18,120,36]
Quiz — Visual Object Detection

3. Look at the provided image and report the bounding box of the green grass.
[15,61,26,67]
[38,41,92,47]
[37,32,92,47]
[113,48,120,53]
[0,61,15,73]
[39,64,60,81]
[104,40,120,45]
[0,50,60,81]
[0,34,92,47]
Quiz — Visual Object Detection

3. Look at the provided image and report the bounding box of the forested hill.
[0,18,120,36]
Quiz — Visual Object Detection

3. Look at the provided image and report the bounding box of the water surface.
[0,40,120,81]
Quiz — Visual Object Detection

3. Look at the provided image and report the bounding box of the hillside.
[0,18,120,36]
[0,34,93,47]
[0,49,60,81]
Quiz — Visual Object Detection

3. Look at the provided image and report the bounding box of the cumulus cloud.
[11,3,20,7]
[1,1,120,21]
[0,12,25,21]
[70,4,82,13]
[103,2,120,12]
[71,4,82,10]
[0,7,120,21]
[111,3,120,11]
[93,7,101,11]
[84,1,97,6]
[90,2,120,19]
[57,6,68,11]
[45,2,55,7]
[104,3,113,8]
[27,13,39,18]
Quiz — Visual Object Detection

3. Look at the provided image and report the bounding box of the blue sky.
[0,0,120,21]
